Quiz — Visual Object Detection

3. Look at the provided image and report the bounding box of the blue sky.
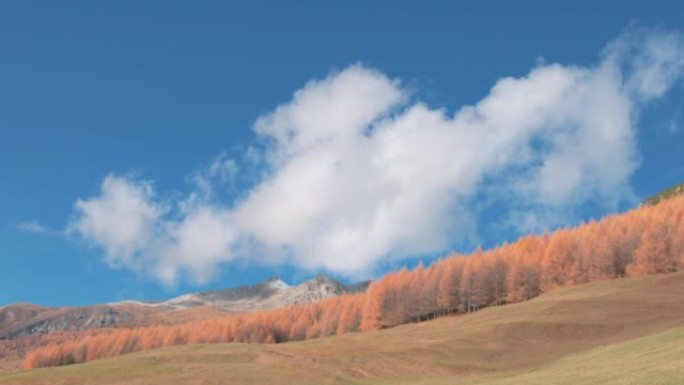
[2,1,684,306]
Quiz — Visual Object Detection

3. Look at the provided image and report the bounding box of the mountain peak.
[312,273,336,283]
[266,278,290,290]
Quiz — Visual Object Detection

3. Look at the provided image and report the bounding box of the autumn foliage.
[22,195,684,369]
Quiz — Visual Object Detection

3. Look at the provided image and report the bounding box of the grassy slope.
[485,326,684,385]
[2,272,684,385]
[642,181,684,206]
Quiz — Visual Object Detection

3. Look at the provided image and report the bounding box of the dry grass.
[477,326,684,385]
[2,272,684,385]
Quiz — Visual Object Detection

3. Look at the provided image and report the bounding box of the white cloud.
[604,27,684,101]
[17,220,47,234]
[156,205,236,285]
[69,28,684,285]
[69,175,164,269]
[184,153,239,208]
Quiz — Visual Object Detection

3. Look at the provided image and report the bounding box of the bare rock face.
[0,305,133,340]
[157,274,369,311]
[278,275,347,306]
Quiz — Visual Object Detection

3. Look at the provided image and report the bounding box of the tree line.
[23,194,684,368]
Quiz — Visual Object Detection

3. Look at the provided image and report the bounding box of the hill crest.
[641,181,684,207]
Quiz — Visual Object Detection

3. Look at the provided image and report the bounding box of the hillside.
[0,274,364,340]
[0,275,366,371]
[1,272,683,384]
[642,181,684,207]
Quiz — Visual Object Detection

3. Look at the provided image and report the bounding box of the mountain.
[142,274,369,312]
[0,304,132,340]
[641,181,684,207]
[0,274,367,371]
[0,275,367,341]
[3,271,684,384]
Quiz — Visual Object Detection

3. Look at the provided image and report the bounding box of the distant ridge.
[0,274,369,342]
[155,274,369,311]
[0,305,132,340]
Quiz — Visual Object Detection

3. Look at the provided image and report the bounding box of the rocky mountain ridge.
[119,274,368,311]
[0,275,369,340]
[0,305,132,340]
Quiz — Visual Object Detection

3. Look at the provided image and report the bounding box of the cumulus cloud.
[69,28,684,285]
[187,153,239,202]
[69,175,164,269]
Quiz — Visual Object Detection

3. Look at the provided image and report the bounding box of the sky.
[2,0,684,307]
